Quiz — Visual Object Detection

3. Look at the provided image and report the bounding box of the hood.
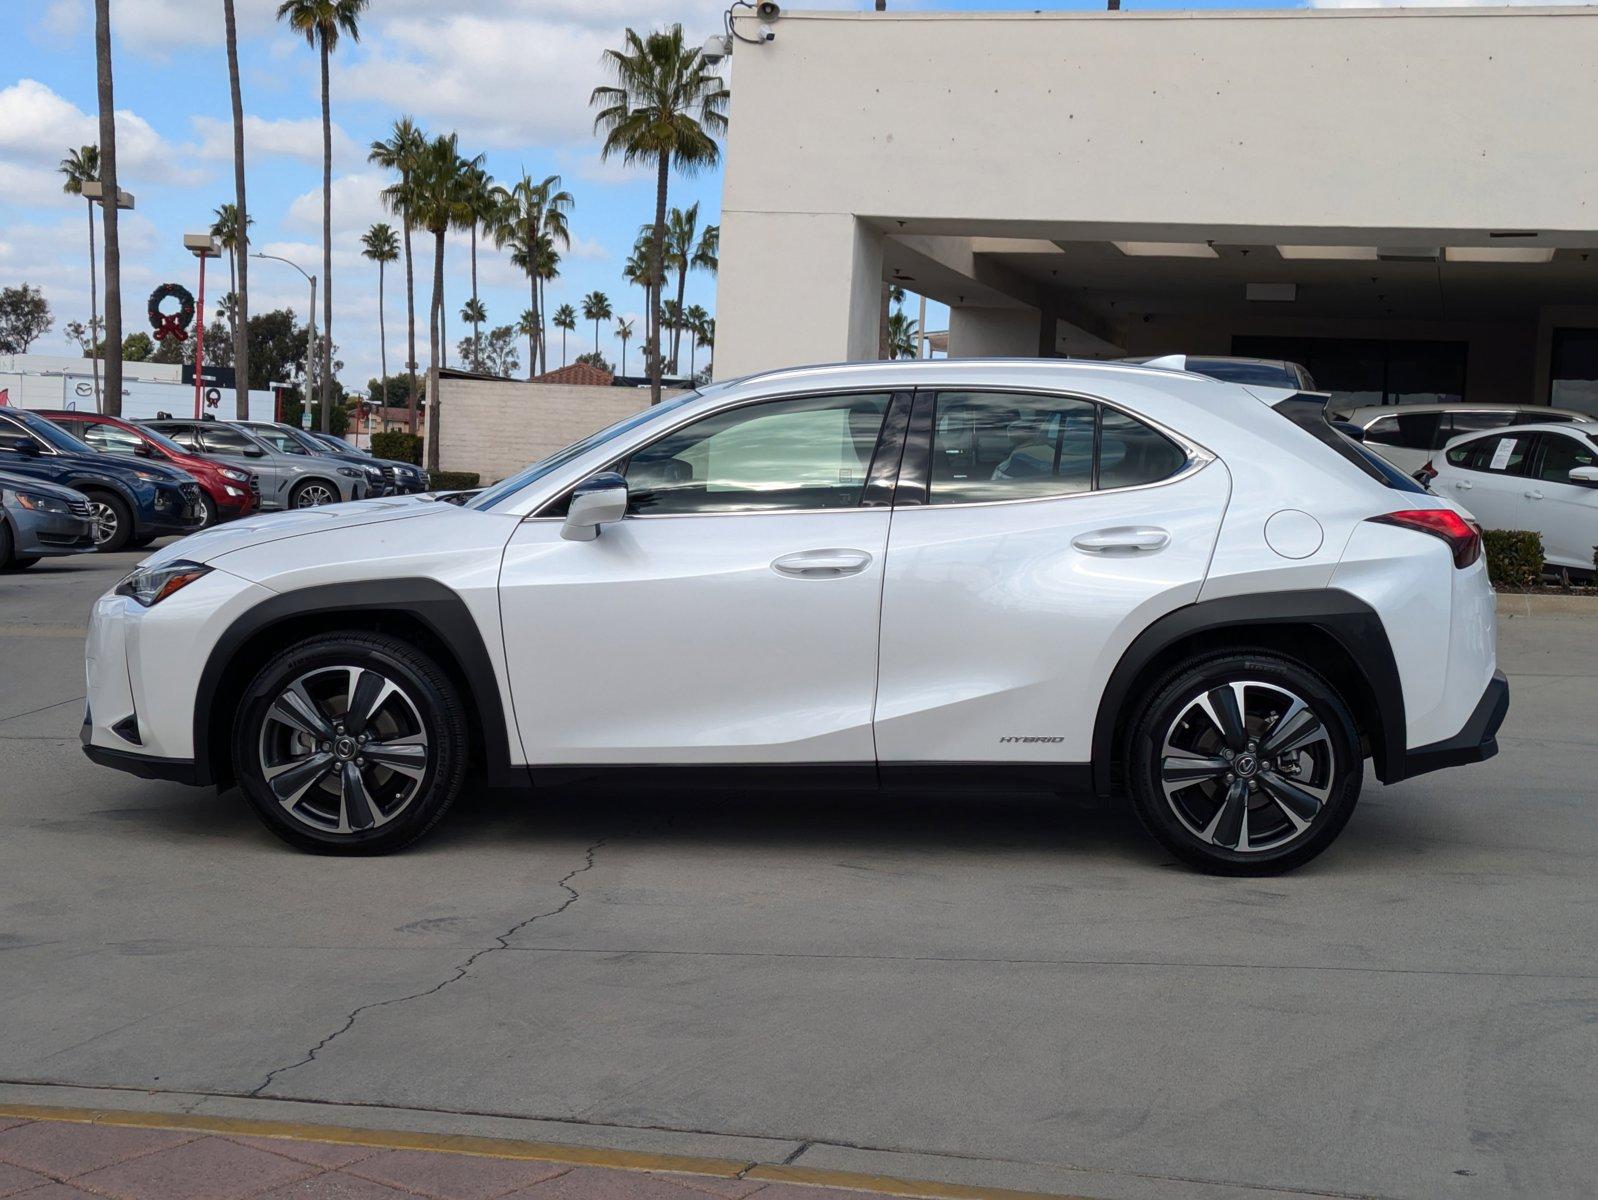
[142,494,435,567]
[0,470,86,503]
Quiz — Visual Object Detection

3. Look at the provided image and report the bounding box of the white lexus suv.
[82,360,1507,874]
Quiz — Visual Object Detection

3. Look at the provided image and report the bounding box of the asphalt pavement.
[1,547,1594,1200]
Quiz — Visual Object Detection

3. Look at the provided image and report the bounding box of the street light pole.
[80,182,135,415]
[252,252,317,427]
[184,232,222,419]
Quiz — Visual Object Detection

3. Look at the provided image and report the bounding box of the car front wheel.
[87,492,133,552]
[1126,652,1362,875]
[233,632,468,854]
[290,480,337,508]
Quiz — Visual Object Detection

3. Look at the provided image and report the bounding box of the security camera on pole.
[184,232,223,419]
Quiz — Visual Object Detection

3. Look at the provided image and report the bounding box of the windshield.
[318,434,371,456]
[467,391,701,510]
[13,409,99,455]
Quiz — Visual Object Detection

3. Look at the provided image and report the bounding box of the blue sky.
[0,0,1502,384]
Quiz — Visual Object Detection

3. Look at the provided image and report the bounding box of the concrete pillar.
[713,211,884,379]
[947,305,1046,358]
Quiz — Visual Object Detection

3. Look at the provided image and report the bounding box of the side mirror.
[0,433,37,455]
[560,471,629,541]
[134,443,154,458]
[243,447,266,458]
[1569,465,1598,484]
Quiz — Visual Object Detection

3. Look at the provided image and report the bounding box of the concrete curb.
[1496,591,1598,616]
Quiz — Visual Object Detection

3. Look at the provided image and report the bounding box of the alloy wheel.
[257,665,430,835]
[89,500,120,546]
[1159,680,1335,854]
[294,483,336,508]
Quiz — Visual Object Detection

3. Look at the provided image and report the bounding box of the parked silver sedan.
[0,471,96,570]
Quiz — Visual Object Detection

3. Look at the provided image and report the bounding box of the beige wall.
[436,378,667,484]
[715,7,1598,378]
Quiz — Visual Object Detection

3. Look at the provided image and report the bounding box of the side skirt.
[527,762,1094,794]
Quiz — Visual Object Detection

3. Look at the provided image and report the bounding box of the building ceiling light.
[1444,247,1556,263]
[1111,241,1217,259]
[1377,247,1441,262]
[1276,245,1379,261]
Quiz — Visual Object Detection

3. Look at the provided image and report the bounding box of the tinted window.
[1364,412,1441,450]
[1447,434,1530,474]
[929,392,1184,505]
[1183,358,1309,389]
[1533,433,1598,485]
[153,424,200,450]
[1449,410,1514,435]
[81,422,146,456]
[202,425,262,455]
[10,409,97,454]
[1512,409,1579,426]
[246,426,309,454]
[623,392,890,515]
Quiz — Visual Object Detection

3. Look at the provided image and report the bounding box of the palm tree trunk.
[225,0,249,418]
[537,275,547,374]
[648,151,668,406]
[318,35,333,432]
[689,332,696,377]
[403,204,417,434]
[560,327,567,368]
[86,199,101,412]
[526,268,537,380]
[672,263,687,374]
[469,223,480,348]
[593,318,600,356]
[440,275,448,370]
[226,250,237,368]
[94,0,122,418]
[377,259,387,408]
[427,230,444,474]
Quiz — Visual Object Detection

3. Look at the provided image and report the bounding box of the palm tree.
[369,116,426,432]
[223,0,250,414]
[886,309,919,360]
[277,0,368,431]
[406,133,478,472]
[459,297,487,329]
[517,308,539,379]
[693,224,718,275]
[59,145,102,411]
[210,203,254,381]
[616,317,634,376]
[697,316,714,376]
[662,202,704,372]
[683,303,709,376]
[491,173,573,375]
[93,0,123,416]
[552,303,577,369]
[461,161,495,352]
[591,25,727,405]
[659,298,683,374]
[624,229,663,322]
[360,222,399,403]
[581,291,612,356]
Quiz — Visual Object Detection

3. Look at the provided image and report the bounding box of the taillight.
[1369,508,1482,569]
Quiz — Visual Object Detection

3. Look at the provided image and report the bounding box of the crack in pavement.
[251,838,606,1097]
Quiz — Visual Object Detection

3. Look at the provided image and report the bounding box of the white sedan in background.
[1424,422,1598,574]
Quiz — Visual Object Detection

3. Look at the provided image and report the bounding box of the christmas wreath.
[148,283,195,342]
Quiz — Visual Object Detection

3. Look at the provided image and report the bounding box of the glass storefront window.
[1550,329,1598,417]
[1232,336,1466,410]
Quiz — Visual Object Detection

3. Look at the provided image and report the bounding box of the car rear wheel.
[196,493,218,528]
[86,492,133,552]
[233,632,468,854]
[1126,651,1362,875]
[290,480,337,508]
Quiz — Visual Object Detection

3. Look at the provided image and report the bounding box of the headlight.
[114,560,212,607]
[13,490,72,515]
[132,468,167,482]
[220,467,249,482]
[337,466,362,478]
[365,466,383,479]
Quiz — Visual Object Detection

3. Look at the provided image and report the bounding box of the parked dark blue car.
[0,408,205,551]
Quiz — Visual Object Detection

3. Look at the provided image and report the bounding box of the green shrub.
[370,431,422,464]
[427,470,480,492]
[1482,529,1544,588]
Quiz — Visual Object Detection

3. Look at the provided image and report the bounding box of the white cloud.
[286,172,393,238]
[190,114,355,164]
[37,0,84,40]
[0,79,204,186]
[0,161,78,210]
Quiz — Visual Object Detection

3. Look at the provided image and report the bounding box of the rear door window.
[80,422,147,456]
[1447,433,1530,474]
[202,425,261,456]
[1447,410,1515,436]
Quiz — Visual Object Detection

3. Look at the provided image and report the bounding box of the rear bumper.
[1382,670,1509,783]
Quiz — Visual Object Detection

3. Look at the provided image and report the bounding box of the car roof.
[1342,402,1594,421]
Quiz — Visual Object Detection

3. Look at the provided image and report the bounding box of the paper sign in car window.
[1489,438,1518,471]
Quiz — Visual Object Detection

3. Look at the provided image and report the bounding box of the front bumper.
[1383,670,1509,783]
[9,508,96,557]
[80,712,203,784]
[138,483,208,537]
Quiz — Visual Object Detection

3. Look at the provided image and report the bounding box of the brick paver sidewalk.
[0,1112,1026,1200]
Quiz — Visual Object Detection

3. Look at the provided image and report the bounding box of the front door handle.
[772,548,873,578]
[1523,490,1544,500]
[1072,526,1170,554]
[1455,481,1473,490]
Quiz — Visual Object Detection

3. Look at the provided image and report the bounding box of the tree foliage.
[0,284,53,353]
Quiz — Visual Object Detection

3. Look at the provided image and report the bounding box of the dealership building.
[714,5,1598,414]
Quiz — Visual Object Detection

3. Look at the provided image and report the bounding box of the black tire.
[197,493,218,528]
[0,518,12,567]
[11,556,40,569]
[233,631,468,854]
[86,491,133,552]
[289,478,338,508]
[1126,651,1362,876]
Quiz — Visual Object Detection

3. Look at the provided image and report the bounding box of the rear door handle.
[1072,526,1170,554]
[1455,481,1473,490]
[772,548,873,578]
[1523,490,1544,500]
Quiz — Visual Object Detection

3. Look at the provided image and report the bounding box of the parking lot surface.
[1,549,1594,1200]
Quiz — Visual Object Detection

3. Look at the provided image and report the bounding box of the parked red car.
[36,410,259,527]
